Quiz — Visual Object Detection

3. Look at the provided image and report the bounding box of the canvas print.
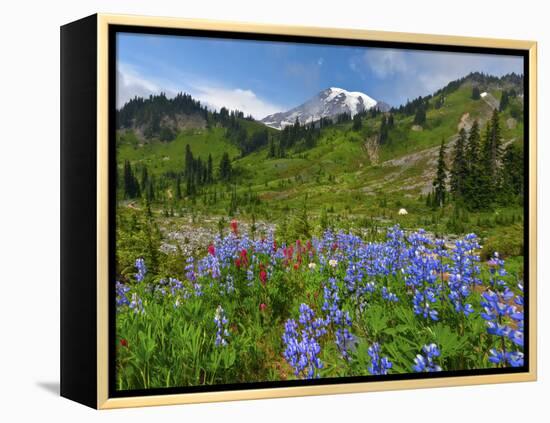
[113,32,526,391]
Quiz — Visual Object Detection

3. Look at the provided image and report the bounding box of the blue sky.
[117,33,523,118]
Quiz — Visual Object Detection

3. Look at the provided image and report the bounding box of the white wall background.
[0,0,546,421]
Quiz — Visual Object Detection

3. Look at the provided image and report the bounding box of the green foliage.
[450,128,468,199]
[116,208,162,278]
[413,106,427,125]
[123,160,140,199]
[352,114,363,131]
[481,223,524,260]
[219,152,232,182]
[499,143,524,204]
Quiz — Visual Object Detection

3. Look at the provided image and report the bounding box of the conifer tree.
[219,152,232,182]
[140,165,149,191]
[175,175,182,200]
[123,160,140,198]
[268,138,276,158]
[463,120,486,210]
[477,110,502,205]
[379,115,389,144]
[472,86,481,100]
[184,144,193,176]
[425,191,433,208]
[433,139,447,208]
[450,128,468,200]
[499,90,510,111]
[413,106,426,125]
[486,109,502,178]
[207,154,213,183]
[387,113,394,128]
[352,114,362,131]
[500,143,524,203]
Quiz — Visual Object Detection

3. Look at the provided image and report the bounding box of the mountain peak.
[261,87,380,130]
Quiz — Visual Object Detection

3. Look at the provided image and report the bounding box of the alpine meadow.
[114,34,526,391]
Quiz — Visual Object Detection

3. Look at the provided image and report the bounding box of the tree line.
[121,145,234,201]
[428,109,524,211]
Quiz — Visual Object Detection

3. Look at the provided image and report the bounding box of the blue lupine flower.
[381,286,399,303]
[322,278,355,359]
[404,234,442,321]
[506,351,524,367]
[487,252,507,288]
[214,305,230,347]
[413,344,442,372]
[282,303,327,379]
[447,234,480,316]
[185,256,196,282]
[115,281,130,307]
[480,279,523,368]
[368,342,393,375]
[135,258,147,283]
[129,292,144,314]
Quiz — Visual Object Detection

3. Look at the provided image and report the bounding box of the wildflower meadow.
[115,221,524,390]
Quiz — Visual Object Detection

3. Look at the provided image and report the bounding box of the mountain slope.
[261,87,379,129]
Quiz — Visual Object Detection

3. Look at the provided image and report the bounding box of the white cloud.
[350,48,523,105]
[193,85,282,119]
[116,64,173,107]
[116,62,284,119]
[363,49,408,78]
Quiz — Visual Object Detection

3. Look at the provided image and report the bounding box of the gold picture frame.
[61,13,537,409]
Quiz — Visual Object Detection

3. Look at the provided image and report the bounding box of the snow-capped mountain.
[261,87,381,129]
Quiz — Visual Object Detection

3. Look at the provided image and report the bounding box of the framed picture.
[60,14,537,409]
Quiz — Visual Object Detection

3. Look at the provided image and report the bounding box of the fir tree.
[379,115,389,144]
[352,114,362,131]
[463,120,486,210]
[207,154,213,183]
[472,86,481,100]
[500,143,524,203]
[268,137,276,158]
[140,165,149,191]
[432,139,447,208]
[425,191,433,208]
[450,128,468,200]
[485,109,503,178]
[219,152,232,182]
[123,160,140,198]
[499,90,510,111]
[175,175,182,200]
[478,110,502,206]
[413,106,426,125]
[387,113,394,128]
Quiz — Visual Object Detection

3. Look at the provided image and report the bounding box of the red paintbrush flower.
[120,338,128,348]
[230,219,239,235]
[208,244,216,256]
[240,249,249,267]
[259,303,267,312]
[259,269,267,285]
